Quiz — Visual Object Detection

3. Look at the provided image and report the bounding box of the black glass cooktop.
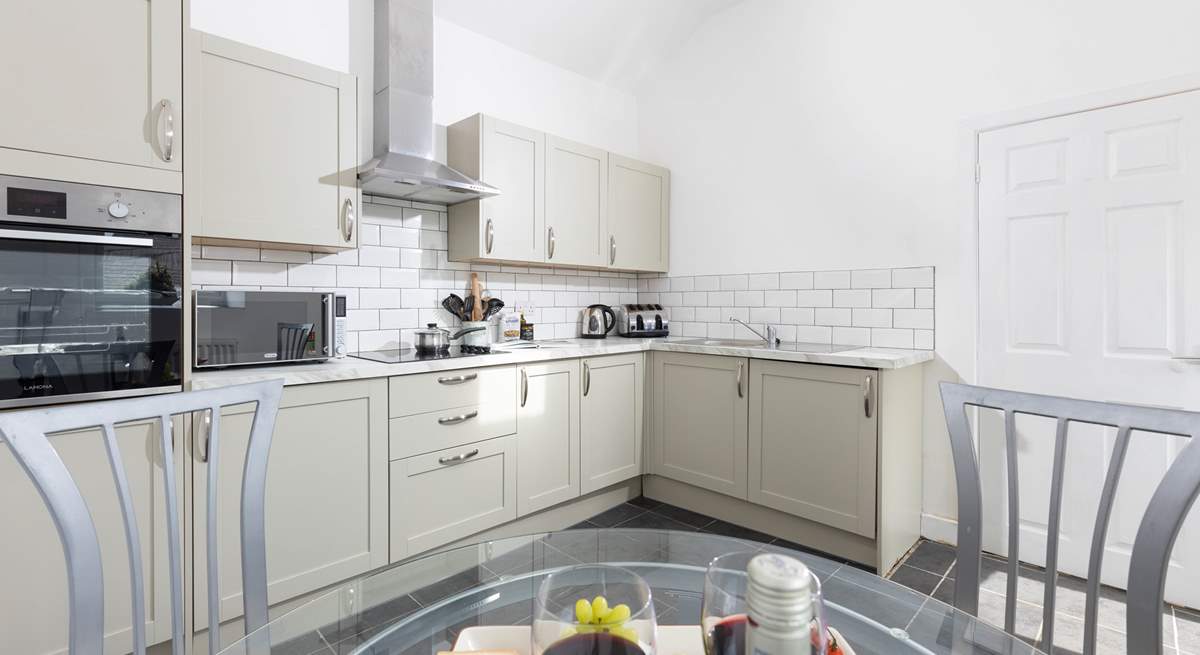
[351,346,495,364]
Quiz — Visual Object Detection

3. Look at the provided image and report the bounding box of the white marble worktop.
[189,337,933,389]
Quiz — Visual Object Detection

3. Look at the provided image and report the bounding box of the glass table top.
[218,529,1044,655]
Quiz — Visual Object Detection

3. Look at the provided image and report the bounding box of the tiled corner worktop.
[189,337,934,389]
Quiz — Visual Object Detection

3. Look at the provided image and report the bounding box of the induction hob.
[351,346,495,364]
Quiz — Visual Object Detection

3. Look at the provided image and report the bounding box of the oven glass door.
[0,227,183,405]
[193,291,329,367]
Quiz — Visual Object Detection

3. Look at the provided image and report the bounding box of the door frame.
[959,71,1200,388]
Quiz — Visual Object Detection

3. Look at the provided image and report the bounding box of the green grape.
[602,603,631,624]
[574,598,593,624]
[591,596,611,622]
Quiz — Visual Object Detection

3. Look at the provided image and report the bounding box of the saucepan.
[413,323,487,353]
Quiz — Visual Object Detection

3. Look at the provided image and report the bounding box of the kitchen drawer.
[389,400,516,460]
[389,366,516,418]
[389,435,517,560]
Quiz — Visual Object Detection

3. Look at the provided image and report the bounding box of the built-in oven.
[0,174,183,408]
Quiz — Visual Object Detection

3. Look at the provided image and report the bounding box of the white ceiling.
[434,0,741,93]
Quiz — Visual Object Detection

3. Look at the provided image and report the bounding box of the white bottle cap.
[746,553,813,630]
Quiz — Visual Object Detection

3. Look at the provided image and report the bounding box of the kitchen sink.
[677,338,860,354]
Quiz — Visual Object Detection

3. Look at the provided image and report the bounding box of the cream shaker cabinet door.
[0,418,184,655]
[193,379,388,631]
[546,136,607,267]
[580,353,644,493]
[748,361,878,538]
[651,352,748,499]
[608,155,669,272]
[196,33,358,250]
[390,435,518,560]
[448,114,545,263]
[516,361,580,515]
[0,0,182,175]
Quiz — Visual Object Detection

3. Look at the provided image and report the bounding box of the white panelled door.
[979,90,1200,608]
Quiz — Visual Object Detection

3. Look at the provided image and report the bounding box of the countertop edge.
[189,339,934,389]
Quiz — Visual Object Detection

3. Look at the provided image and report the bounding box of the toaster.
[616,304,669,337]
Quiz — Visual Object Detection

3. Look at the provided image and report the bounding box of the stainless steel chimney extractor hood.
[358,0,499,204]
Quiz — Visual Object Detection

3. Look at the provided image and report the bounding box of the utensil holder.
[462,321,490,348]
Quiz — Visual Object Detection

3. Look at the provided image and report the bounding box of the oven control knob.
[107,201,130,219]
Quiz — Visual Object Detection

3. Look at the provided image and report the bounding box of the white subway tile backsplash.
[708,291,734,307]
[419,229,447,250]
[380,268,419,288]
[915,288,934,309]
[358,245,400,268]
[735,290,764,307]
[748,273,780,290]
[660,292,682,306]
[402,207,436,229]
[419,269,454,288]
[914,329,935,349]
[694,275,720,291]
[780,307,815,325]
[360,288,402,309]
[401,288,437,308]
[400,248,437,269]
[794,290,833,307]
[872,328,914,349]
[337,266,380,287]
[287,263,337,287]
[851,269,891,289]
[648,277,670,292]
[720,306,749,322]
[749,307,780,323]
[380,226,419,248]
[815,308,851,327]
[833,289,871,308]
[852,308,892,328]
[202,245,259,261]
[720,274,748,291]
[192,260,232,285]
[892,266,934,288]
[832,327,872,346]
[672,306,696,322]
[670,276,695,292]
[346,309,379,331]
[694,307,720,322]
[813,271,850,289]
[779,271,814,289]
[764,290,797,307]
[233,261,288,286]
[683,291,707,306]
[872,288,915,308]
[358,224,381,247]
[893,308,934,329]
[261,248,312,264]
[795,325,833,343]
[379,309,418,329]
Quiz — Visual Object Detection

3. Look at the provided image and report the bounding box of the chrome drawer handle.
[199,409,212,462]
[485,219,494,254]
[159,99,175,162]
[583,362,591,396]
[520,368,528,407]
[547,226,556,259]
[863,376,873,418]
[437,373,477,385]
[437,410,478,426]
[736,362,744,398]
[438,448,479,465]
[342,198,356,242]
[609,235,616,265]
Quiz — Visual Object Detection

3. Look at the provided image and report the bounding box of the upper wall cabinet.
[448,115,546,263]
[608,155,669,272]
[0,0,183,193]
[447,114,669,273]
[546,136,608,268]
[193,33,358,251]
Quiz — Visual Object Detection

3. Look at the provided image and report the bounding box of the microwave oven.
[193,290,347,369]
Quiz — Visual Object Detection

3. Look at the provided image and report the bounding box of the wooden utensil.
[470,273,483,321]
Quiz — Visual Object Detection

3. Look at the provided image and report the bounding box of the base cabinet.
[516,361,581,516]
[581,354,644,493]
[748,361,877,538]
[650,352,749,499]
[390,435,518,560]
[0,418,184,655]
[193,378,389,631]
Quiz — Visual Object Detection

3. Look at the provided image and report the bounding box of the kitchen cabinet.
[0,0,183,193]
[448,114,546,263]
[193,32,358,251]
[0,418,185,655]
[650,352,749,499]
[388,366,517,460]
[580,353,644,493]
[546,136,608,267]
[390,435,518,560]
[193,378,388,630]
[608,155,669,272]
[516,361,581,515]
[748,360,877,538]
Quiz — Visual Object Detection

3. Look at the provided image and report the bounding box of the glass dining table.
[218,529,1044,655]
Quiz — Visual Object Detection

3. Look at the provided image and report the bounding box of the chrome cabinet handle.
[485,219,494,254]
[437,410,478,426]
[520,368,528,407]
[438,448,479,465]
[609,235,616,265]
[583,362,591,396]
[437,373,477,385]
[342,198,356,242]
[736,362,744,398]
[159,99,175,162]
[199,410,212,462]
[863,376,873,418]
[547,226,556,259]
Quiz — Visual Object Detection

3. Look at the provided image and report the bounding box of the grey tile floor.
[892,538,1199,655]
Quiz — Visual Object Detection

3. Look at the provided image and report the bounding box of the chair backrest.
[939,381,1200,655]
[0,379,284,655]
[276,322,313,361]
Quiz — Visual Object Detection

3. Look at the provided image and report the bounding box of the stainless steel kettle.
[581,304,616,339]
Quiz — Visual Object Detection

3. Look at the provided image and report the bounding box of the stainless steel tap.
[728,317,781,348]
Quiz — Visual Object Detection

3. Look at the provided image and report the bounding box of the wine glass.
[532,564,658,655]
[701,551,828,655]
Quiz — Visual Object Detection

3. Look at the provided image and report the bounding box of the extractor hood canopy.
[358,0,499,205]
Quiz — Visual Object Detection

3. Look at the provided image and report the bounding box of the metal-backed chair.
[277,322,313,361]
[940,381,1200,655]
[0,379,284,655]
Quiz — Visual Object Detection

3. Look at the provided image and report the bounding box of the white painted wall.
[190,0,350,71]
[636,0,1200,536]
[432,18,639,156]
